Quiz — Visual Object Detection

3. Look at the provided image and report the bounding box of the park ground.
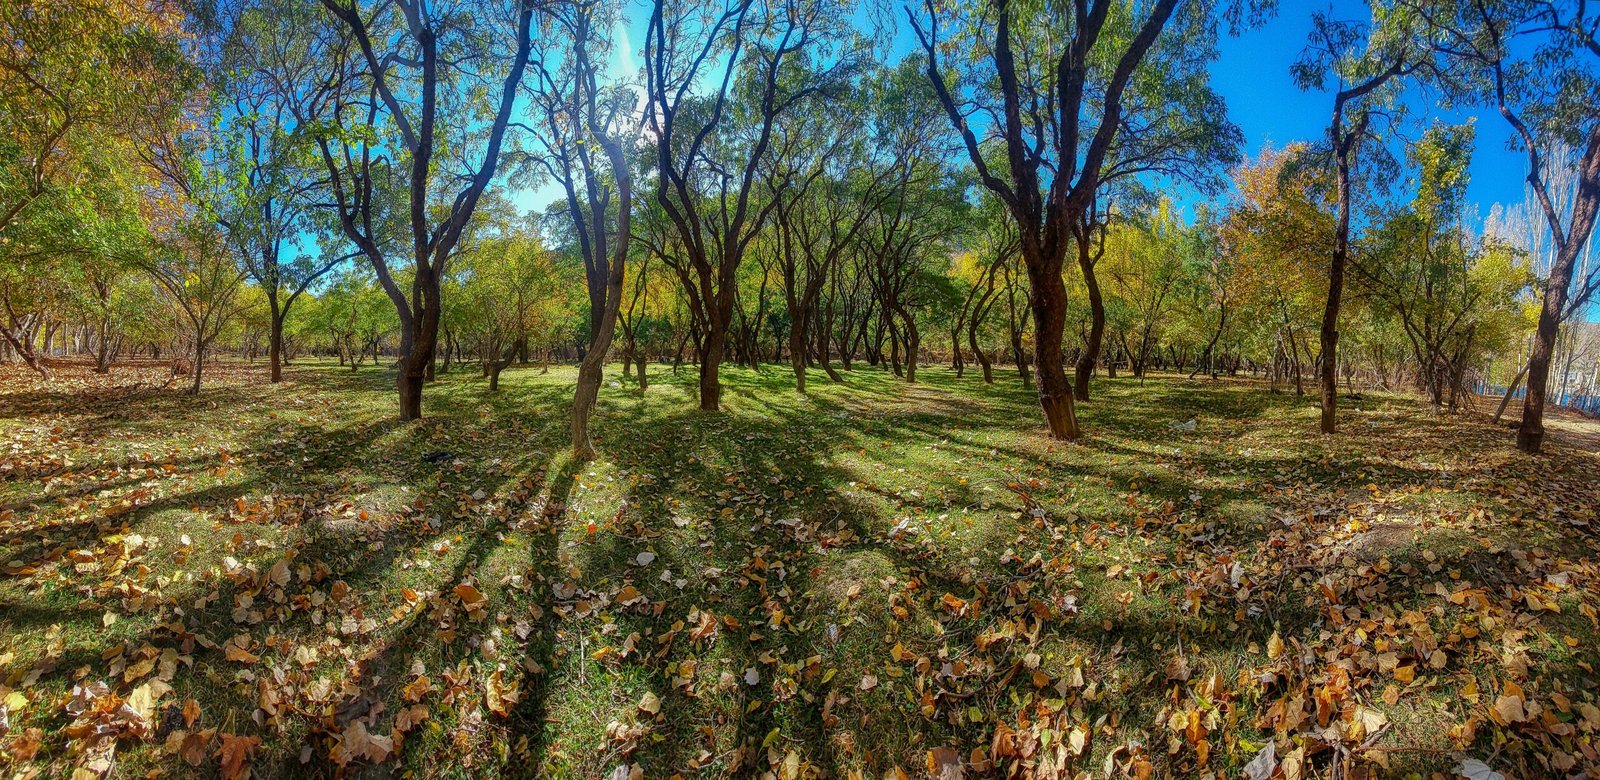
[1,359,1598,779]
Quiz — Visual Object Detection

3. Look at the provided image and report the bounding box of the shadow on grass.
[2,361,1595,778]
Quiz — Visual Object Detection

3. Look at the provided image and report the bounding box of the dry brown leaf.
[217,733,259,780]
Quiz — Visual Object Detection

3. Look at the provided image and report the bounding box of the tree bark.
[1073,219,1105,401]
[699,326,724,410]
[1030,273,1077,437]
[1322,132,1356,434]
[268,303,285,383]
[1518,287,1567,452]
[790,329,808,393]
[189,341,204,396]
[902,315,919,384]
[0,323,49,379]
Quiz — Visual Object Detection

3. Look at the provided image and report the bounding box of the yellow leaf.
[485,669,512,716]
[1493,692,1527,724]
[639,691,661,715]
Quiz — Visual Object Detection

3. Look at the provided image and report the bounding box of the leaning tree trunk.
[574,284,626,458]
[1517,276,1571,452]
[0,321,49,379]
[969,305,993,384]
[94,319,114,374]
[1510,119,1600,451]
[1517,161,1598,450]
[816,316,843,382]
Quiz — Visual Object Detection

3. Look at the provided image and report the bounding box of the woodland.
[2,0,1600,777]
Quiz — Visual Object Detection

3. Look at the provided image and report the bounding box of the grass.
[1,358,1597,779]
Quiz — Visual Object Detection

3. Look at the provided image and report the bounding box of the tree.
[0,0,192,377]
[908,0,1223,437]
[0,0,188,239]
[1295,2,1433,434]
[1409,0,1600,451]
[1067,17,1241,401]
[523,0,635,459]
[1220,144,1337,394]
[453,230,565,392]
[951,197,1014,381]
[312,269,398,370]
[141,7,352,386]
[219,8,355,383]
[296,0,539,420]
[761,78,890,392]
[616,243,676,391]
[1101,200,1191,378]
[136,214,250,394]
[1179,210,1237,379]
[1355,123,1534,410]
[643,0,856,410]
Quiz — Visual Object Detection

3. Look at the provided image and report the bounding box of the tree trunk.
[398,354,424,418]
[790,329,807,393]
[1012,336,1031,388]
[1519,286,1584,450]
[1074,242,1104,402]
[1029,274,1079,438]
[968,303,993,384]
[268,307,285,383]
[94,326,113,374]
[817,321,843,382]
[189,340,204,395]
[1190,304,1227,380]
[1321,185,1350,432]
[574,283,625,458]
[951,321,964,377]
[0,322,49,379]
[1518,295,1568,452]
[698,325,724,411]
[397,269,441,421]
[903,318,919,384]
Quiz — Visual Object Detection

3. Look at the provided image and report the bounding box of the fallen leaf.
[1243,741,1276,780]
[1457,758,1504,780]
[217,734,260,780]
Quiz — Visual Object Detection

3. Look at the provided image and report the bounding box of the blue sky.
[513,0,1534,221]
[1208,2,1529,214]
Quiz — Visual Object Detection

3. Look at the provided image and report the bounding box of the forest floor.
[1,359,1598,780]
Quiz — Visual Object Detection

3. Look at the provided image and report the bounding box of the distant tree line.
[2,0,1597,454]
